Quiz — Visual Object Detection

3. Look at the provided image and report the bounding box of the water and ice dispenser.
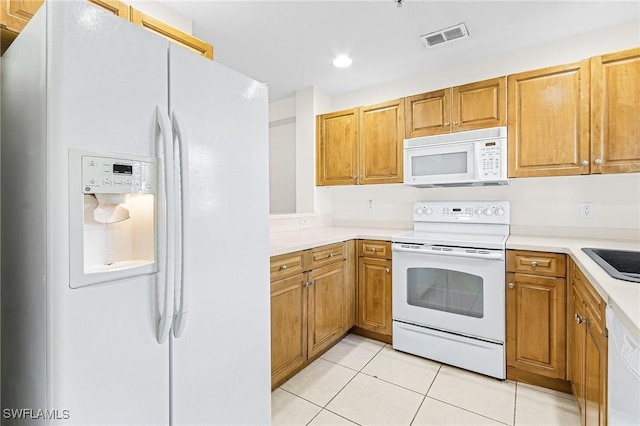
[69,151,157,288]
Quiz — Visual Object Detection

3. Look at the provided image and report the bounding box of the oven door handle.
[392,244,504,260]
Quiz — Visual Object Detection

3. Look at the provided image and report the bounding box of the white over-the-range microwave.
[404,126,508,187]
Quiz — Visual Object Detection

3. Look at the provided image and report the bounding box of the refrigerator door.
[45,2,170,423]
[168,44,271,425]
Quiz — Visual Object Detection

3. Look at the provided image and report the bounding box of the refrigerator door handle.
[172,110,189,338]
[155,105,176,344]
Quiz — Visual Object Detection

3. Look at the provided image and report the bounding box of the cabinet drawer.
[270,251,307,281]
[507,250,566,277]
[309,242,346,269]
[359,240,392,259]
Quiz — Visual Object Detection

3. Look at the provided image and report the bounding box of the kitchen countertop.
[269,227,640,340]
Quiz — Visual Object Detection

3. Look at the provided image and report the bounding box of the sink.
[582,248,640,283]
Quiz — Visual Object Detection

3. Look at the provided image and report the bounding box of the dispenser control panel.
[82,155,156,194]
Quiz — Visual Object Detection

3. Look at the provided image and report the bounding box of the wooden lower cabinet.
[506,251,569,390]
[569,260,607,426]
[270,241,356,387]
[355,240,392,342]
[358,257,392,336]
[307,262,346,358]
[270,273,307,386]
[506,272,567,379]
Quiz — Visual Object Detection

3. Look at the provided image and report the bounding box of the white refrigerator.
[1,1,271,424]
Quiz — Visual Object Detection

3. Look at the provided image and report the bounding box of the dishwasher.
[606,305,640,425]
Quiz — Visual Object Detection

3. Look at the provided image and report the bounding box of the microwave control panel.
[82,155,156,195]
[478,141,502,178]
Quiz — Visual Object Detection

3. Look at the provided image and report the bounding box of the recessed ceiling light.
[333,55,353,68]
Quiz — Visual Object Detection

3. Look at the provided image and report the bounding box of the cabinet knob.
[574,314,585,325]
[371,247,376,252]
[444,121,450,126]
[530,261,538,268]
[328,253,334,258]
[385,268,390,273]
[305,280,315,288]
[280,265,287,271]
[453,120,459,126]
[581,160,589,166]
[351,175,357,179]
[508,283,515,289]
[594,158,603,165]
[359,175,364,179]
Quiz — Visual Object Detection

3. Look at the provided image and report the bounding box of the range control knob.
[474,208,483,216]
[415,207,424,215]
[425,208,433,215]
[483,208,494,216]
[495,207,505,216]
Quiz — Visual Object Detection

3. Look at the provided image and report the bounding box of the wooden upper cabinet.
[453,77,506,132]
[405,76,505,138]
[508,61,590,178]
[316,108,359,186]
[129,7,213,60]
[317,100,404,187]
[0,0,43,33]
[405,89,449,138]
[358,99,404,184]
[88,0,129,18]
[1,0,217,57]
[591,47,640,174]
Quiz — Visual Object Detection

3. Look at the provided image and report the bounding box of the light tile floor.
[272,334,580,426]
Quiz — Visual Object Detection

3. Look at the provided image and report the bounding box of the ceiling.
[163,1,639,101]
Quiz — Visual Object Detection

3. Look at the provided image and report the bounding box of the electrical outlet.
[368,199,374,210]
[581,202,594,219]
[300,220,308,229]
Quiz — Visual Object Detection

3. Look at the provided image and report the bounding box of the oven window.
[406,268,483,318]
[411,152,467,176]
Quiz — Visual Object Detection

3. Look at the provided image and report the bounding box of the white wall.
[269,97,297,214]
[322,20,640,237]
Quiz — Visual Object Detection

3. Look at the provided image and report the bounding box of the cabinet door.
[357,257,392,336]
[129,7,213,59]
[345,240,357,330]
[0,0,43,33]
[506,273,566,379]
[271,274,308,387]
[508,61,590,177]
[307,262,346,357]
[585,310,607,426]
[452,76,506,132]
[404,89,451,138]
[591,47,640,174]
[358,99,404,184]
[570,284,587,425]
[316,109,358,186]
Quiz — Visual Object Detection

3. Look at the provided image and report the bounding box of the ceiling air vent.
[420,23,469,48]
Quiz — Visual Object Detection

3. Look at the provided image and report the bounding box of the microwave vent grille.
[420,23,469,48]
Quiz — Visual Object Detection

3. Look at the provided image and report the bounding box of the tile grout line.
[513,383,518,426]
[305,337,389,426]
[278,387,325,411]
[409,363,442,425]
[424,395,512,426]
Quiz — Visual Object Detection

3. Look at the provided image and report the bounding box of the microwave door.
[406,142,475,185]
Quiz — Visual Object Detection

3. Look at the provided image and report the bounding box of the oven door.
[392,243,505,343]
